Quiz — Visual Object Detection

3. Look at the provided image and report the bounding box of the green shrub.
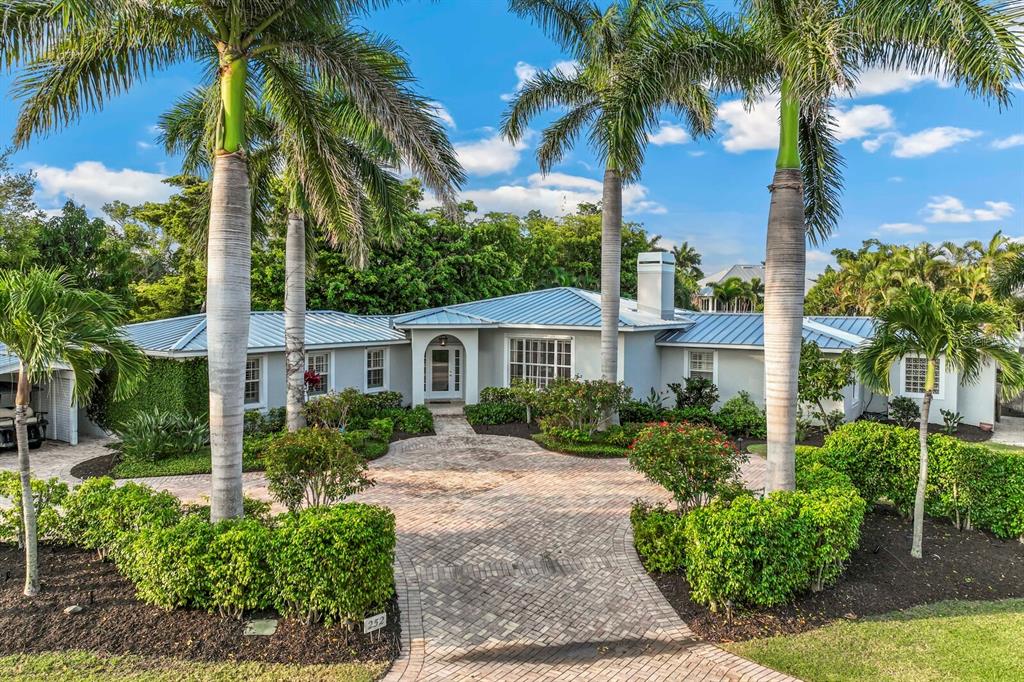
[479,386,517,404]
[888,396,920,428]
[464,402,526,425]
[264,428,373,512]
[630,501,687,573]
[303,388,362,430]
[0,472,68,545]
[274,504,396,625]
[714,391,766,438]
[532,433,627,458]
[385,405,433,434]
[536,377,632,439]
[940,409,963,435]
[207,518,277,618]
[88,357,208,430]
[181,495,273,524]
[113,407,209,462]
[818,421,906,505]
[667,405,716,425]
[667,377,719,410]
[122,515,216,609]
[628,422,744,512]
[340,429,389,460]
[244,407,287,437]
[604,423,642,447]
[368,417,394,443]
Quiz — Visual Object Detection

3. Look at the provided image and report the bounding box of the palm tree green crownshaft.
[854,286,1024,558]
[0,268,146,595]
[503,0,716,402]
[5,0,462,521]
[730,0,1024,493]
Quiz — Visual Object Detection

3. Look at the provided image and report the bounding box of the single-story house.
[111,251,1002,434]
[0,345,77,445]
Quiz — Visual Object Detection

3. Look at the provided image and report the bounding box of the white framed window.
[901,356,943,398]
[306,352,330,396]
[244,356,263,406]
[365,347,388,392]
[687,349,717,384]
[508,337,573,389]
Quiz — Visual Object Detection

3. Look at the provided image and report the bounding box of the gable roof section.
[393,287,693,330]
[657,313,875,351]
[124,311,408,356]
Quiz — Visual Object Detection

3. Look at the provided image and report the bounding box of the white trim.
[364,346,390,393]
[900,355,945,400]
[658,341,849,354]
[396,322,686,333]
[424,343,463,400]
[684,348,718,386]
[802,319,866,346]
[243,354,268,409]
[502,333,576,388]
[305,351,331,397]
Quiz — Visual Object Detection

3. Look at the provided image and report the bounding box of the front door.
[426,346,462,400]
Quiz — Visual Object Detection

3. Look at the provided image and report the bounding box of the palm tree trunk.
[15,367,38,596]
[284,210,307,432]
[207,151,250,522]
[600,165,622,426]
[912,367,936,559]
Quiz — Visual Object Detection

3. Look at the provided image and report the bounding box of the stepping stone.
[244,618,278,636]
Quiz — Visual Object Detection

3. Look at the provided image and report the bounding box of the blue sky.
[2,0,1022,276]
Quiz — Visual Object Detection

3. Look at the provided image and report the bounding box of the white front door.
[425,345,462,400]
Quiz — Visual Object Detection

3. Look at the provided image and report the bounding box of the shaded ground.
[0,544,400,666]
[468,421,540,439]
[652,506,1024,642]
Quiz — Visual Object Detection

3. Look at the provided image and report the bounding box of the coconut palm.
[723,0,1023,492]
[5,0,460,520]
[855,285,1024,558]
[503,0,716,398]
[994,253,1024,300]
[0,268,146,595]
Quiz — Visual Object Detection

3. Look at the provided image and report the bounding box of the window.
[366,348,386,391]
[244,357,262,405]
[903,357,940,395]
[306,352,329,395]
[508,337,572,389]
[688,350,715,382]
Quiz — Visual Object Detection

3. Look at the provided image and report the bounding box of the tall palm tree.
[728,0,1023,492]
[0,268,146,595]
[503,0,716,399]
[160,84,461,433]
[5,0,460,520]
[994,253,1024,300]
[855,285,1024,558]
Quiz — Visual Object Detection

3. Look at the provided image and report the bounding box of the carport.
[0,347,78,446]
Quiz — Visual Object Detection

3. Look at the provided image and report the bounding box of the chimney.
[636,251,676,320]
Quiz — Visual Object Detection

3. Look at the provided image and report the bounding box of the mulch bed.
[70,453,118,480]
[651,506,1024,642]
[470,421,541,439]
[391,429,435,442]
[0,543,400,665]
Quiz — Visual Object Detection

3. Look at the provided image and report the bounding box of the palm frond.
[508,0,595,54]
[799,104,844,244]
[501,69,597,143]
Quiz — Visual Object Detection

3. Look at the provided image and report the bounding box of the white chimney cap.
[637,251,675,264]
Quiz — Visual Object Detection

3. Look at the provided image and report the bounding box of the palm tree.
[728,0,1023,493]
[503,0,716,401]
[0,268,146,595]
[5,0,460,520]
[855,285,1024,558]
[994,253,1024,300]
[671,242,703,279]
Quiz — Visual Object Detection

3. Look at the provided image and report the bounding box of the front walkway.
[992,415,1024,446]
[3,423,786,681]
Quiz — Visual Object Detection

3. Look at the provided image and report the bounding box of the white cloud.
[923,195,1014,223]
[31,161,173,215]
[454,131,528,176]
[431,172,665,217]
[136,140,154,150]
[850,66,946,97]
[992,133,1024,150]
[501,59,578,101]
[877,222,927,234]
[648,122,689,146]
[428,101,456,129]
[718,96,892,152]
[806,249,837,278]
[888,176,904,183]
[688,150,705,157]
[866,126,982,158]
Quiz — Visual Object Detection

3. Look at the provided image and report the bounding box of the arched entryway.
[424,335,464,401]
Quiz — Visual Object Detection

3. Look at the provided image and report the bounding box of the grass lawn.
[727,599,1024,682]
[0,651,387,682]
[745,443,767,456]
[110,447,263,478]
[984,441,1024,454]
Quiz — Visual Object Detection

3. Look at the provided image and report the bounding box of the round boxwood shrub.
[207,518,278,618]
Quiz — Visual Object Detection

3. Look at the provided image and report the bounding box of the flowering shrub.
[536,377,632,439]
[303,369,323,392]
[628,422,744,512]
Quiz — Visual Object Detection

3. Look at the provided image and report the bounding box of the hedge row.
[632,458,866,610]
[88,358,209,430]
[814,421,1024,540]
[8,477,395,624]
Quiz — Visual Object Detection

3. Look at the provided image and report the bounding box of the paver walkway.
[992,415,1024,446]
[2,423,788,681]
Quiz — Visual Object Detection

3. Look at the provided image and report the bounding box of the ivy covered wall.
[87,357,209,429]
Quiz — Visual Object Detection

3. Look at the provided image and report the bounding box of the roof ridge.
[170,317,209,352]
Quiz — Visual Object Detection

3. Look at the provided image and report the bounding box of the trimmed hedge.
[89,358,209,430]
[464,402,526,425]
[819,421,1024,540]
[532,433,628,458]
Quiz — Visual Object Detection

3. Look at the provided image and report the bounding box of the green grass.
[745,443,767,456]
[983,441,1024,454]
[727,599,1024,682]
[0,651,387,682]
[531,433,628,458]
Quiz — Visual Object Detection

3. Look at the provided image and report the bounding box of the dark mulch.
[0,544,400,665]
[737,431,826,452]
[390,429,434,442]
[651,506,1024,643]
[470,421,541,439]
[860,417,993,442]
[70,453,117,480]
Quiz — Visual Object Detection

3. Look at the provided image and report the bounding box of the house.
[108,251,1001,436]
[0,345,78,445]
[694,264,764,311]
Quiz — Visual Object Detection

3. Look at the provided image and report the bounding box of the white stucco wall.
[660,347,766,408]
[887,358,960,424]
[622,331,663,401]
[957,361,996,427]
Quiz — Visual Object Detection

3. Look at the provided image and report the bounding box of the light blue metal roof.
[393,287,693,330]
[123,311,408,356]
[657,313,873,351]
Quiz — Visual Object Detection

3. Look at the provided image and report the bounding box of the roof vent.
[637,251,676,320]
